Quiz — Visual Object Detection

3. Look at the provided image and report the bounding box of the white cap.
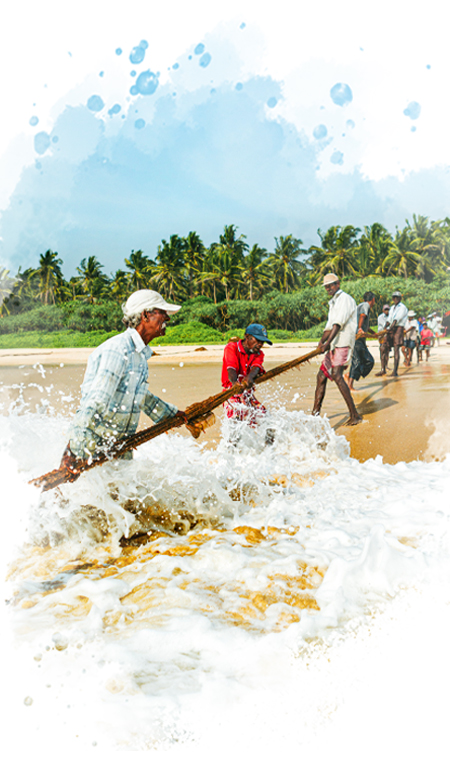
[408,310,416,317]
[323,273,339,286]
[122,290,181,317]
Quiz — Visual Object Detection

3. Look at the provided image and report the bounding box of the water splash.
[330,83,353,107]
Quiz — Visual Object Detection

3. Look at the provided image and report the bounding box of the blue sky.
[0,0,449,276]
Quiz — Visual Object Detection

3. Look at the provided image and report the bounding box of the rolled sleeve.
[142,392,178,423]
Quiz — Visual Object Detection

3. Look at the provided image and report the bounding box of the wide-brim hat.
[408,311,416,317]
[323,273,339,286]
[245,323,273,345]
[123,290,181,317]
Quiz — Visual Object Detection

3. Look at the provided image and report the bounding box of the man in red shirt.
[222,323,274,443]
[420,322,433,361]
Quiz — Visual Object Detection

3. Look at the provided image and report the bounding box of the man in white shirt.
[377,304,390,332]
[376,290,408,378]
[312,273,362,425]
[402,310,420,366]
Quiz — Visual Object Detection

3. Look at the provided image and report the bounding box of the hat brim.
[154,301,181,315]
[252,334,273,345]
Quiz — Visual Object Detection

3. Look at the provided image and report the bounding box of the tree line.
[1,215,450,316]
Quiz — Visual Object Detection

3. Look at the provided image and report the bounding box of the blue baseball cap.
[245,323,273,345]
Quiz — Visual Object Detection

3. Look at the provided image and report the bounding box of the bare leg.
[312,369,327,415]
[376,341,389,376]
[333,366,362,424]
[389,345,400,376]
[344,372,357,391]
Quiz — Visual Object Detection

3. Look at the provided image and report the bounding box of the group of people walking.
[59,282,443,475]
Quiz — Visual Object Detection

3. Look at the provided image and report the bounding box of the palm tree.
[197,245,223,303]
[109,269,130,302]
[34,249,64,304]
[354,223,393,277]
[240,245,270,300]
[378,227,419,278]
[0,267,19,315]
[267,235,305,292]
[407,215,448,282]
[308,226,361,283]
[76,256,109,303]
[183,231,205,296]
[124,250,154,290]
[152,235,187,301]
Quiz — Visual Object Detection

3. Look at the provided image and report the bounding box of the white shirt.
[388,302,408,328]
[404,318,419,340]
[378,312,390,332]
[325,289,357,351]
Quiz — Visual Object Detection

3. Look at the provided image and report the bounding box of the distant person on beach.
[378,304,390,333]
[312,273,361,425]
[376,290,408,378]
[345,291,376,391]
[221,323,275,444]
[60,290,187,474]
[420,322,434,361]
[402,310,420,367]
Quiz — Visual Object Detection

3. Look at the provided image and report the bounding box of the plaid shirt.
[68,328,177,459]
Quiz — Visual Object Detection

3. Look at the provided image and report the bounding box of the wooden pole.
[30,346,322,492]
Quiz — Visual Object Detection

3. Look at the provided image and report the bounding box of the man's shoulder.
[95,331,131,355]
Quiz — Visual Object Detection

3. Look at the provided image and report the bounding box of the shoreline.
[0,340,383,367]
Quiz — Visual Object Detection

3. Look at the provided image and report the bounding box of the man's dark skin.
[60,308,187,476]
[376,294,402,377]
[312,280,362,426]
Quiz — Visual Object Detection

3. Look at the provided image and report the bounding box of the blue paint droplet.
[313,124,327,139]
[210,88,216,94]
[330,83,353,107]
[140,40,148,50]
[130,85,138,96]
[52,135,59,143]
[267,97,277,108]
[34,131,51,155]
[135,70,159,95]
[199,53,211,68]
[135,119,146,129]
[68,52,72,57]
[188,55,192,60]
[87,95,104,112]
[240,22,246,29]
[108,103,121,116]
[130,45,145,64]
[346,119,355,129]
[426,64,431,69]
[403,101,421,120]
[194,43,205,55]
[99,71,104,77]
[235,82,243,91]
[115,48,122,56]
[35,161,42,169]
[411,126,417,132]
[130,70,136,77]
[330,151,344,165]
[172,63,179,70]
[29,116,39,127]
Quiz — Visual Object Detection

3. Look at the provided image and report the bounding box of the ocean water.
[2,368,450,760]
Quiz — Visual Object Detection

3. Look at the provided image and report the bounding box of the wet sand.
[1,341,449,464]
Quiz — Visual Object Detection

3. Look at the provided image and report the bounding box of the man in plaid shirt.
[60,290,186,473]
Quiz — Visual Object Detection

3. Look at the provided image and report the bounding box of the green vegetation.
[0,216,449,347]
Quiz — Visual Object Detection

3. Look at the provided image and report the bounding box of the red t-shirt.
[221,339,265,389]
[421,329,433,346]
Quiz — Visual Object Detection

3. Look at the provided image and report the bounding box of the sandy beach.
[1,340,449,464]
